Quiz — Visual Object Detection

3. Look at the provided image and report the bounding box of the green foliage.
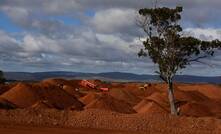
[139,6,182,25]
[138,6,221,83]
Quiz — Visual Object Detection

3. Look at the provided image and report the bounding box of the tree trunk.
[167,81,178,115]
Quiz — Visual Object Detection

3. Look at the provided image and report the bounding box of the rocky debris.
[0,109,220,134]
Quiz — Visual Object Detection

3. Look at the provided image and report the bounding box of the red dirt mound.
[179,100,221,118]
[43,79,85,98]
[127,84,162,99]
[80,92,100,105]
[85,93,136,114]
[62,85,85,98]
[109,88,141,106]
[153,83,167,90]
[42,78,82,88]
[148,83,207,101]
[154,83,181,92]
[178,84,221,100]
[1,83,40,108]
[0,83,17,95]
[174,89,209,102]
[121,83,144,93]
[37,83,85,110]
[133,99,168,114]
[146,92,169,109]
[0,82,84,110]
[42,78,79,88]
[0,97,17,109]
[180,102,213,117]
[31,100,54,109]
[110,82,125,88]
[42,78,70,85]
[140,86,221,117]
[205,100,221,117]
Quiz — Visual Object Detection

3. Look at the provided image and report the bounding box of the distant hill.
[3,71,221,84]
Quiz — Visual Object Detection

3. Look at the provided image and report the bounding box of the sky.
[0,0,221,76]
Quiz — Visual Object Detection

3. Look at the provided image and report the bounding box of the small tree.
[0,71,5,84]
[137,6,221,115]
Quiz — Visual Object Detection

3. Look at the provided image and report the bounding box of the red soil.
[0,97,17,109]
[133,99,168,114]
[42,78,72,86]
[109,88,141,106]
[177,84,221,100]
[31,100,54,109]
[1,83,40,108]
[146,92,169,108]
[174,89,209,102]
[42,78,82,89]
[0,82,84,110]
[43,78,86,98]
[0,126,132,134]
[62,85,85,98]
[110,82,126,88]
[0,83,17,95]
[180,102,213,117]
[138,86,162,98]
[80,92,101,105]
[84,93,136,114]
[0,109,220,133]
[0,80,221,133]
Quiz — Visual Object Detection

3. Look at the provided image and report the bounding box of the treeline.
[0,71,6,84]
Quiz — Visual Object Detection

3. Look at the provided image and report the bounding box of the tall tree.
[137,6,221,115]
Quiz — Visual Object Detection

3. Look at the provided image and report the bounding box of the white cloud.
[91,8,136,34]
[96,33,140,54]
[0,31,18,45]
[0,29,153,73]
[184,28,221,41]
[2,6,30,26]
[22,34,61,53]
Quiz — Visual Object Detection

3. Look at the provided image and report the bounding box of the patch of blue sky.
[85,10,95,17]
[203,22,221,29]
[181,21,195,29]
[0,11,23,33]
[182,20,221,29]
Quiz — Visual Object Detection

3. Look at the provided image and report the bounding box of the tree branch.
[189,55,207,62]
[189,55,214,67]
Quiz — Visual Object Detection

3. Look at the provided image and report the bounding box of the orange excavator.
[80,80,109,91]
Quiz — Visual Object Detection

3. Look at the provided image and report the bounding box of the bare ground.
[0,126,136,134]
[0,80,221,133]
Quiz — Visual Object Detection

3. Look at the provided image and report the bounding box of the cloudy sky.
[0,0,221,76]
